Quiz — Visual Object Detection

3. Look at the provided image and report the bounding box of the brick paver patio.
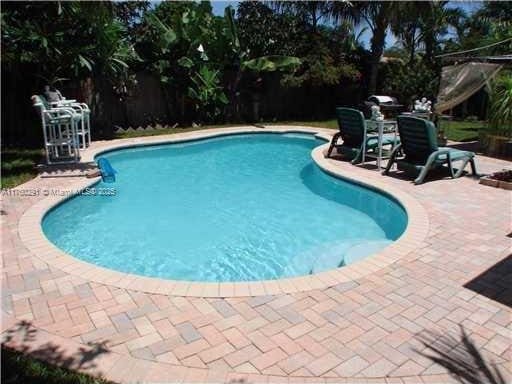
[1,127,511,383]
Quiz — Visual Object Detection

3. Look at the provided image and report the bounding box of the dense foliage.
[444,2,512,55]
[380,60,439,105]
[1,2,138,91]
[1,0,509,141]
[187,65,228,122]
[488,73,512,137]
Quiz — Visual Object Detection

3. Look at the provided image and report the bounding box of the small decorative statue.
[414,97,432,113]
[371,105,384,121]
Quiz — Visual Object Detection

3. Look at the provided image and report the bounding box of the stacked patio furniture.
[44,86,91,149]
[31,93,91,164]
[57,101,91,149]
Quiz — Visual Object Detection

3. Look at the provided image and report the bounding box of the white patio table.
[363,119,399,170]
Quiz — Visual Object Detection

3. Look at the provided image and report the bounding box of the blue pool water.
[42,133,407,282]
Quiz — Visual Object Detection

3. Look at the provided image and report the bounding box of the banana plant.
[223,5,302,71]
[141,4,216,122]
[141,4,299,123]
[187,65,228,123]
[222,5,300,120]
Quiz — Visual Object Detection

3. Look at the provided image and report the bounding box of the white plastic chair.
[32,95,81,164]
[49,98,91,149]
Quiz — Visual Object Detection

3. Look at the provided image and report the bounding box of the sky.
[211,0,236,16]
[210,0,484,49]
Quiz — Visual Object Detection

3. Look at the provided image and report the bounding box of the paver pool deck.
[1,126,511,383]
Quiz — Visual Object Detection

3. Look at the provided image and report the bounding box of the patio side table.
[364,119,399,170]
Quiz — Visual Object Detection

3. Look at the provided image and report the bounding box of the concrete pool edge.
[18,126,429,298]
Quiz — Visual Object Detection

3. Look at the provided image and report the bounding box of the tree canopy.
[1,0,505,134]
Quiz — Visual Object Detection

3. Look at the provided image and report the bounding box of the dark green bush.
[487,72,512,137]
[380,60,439,108]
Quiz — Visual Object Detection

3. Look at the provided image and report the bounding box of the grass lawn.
[442,120,484,142]
[1,148,43,189]
[270,119,484,142]
[1,348,111,384]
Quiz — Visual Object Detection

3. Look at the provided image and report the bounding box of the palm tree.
[325,1,360,27]
[390,3,426,64]
[271,1,357,33]
[354,1,403,94]
[270,1,331,33]
[458,2,512,55]
[389,1,467,66]
[420,1,466,64]
[338,22,368,53]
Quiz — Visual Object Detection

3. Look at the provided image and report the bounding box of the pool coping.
[18,126,429,298]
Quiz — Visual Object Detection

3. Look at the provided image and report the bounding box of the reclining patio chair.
[383,115,477,184]
[326,107,397,164]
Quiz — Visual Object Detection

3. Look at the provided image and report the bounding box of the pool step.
[284,239,392,277]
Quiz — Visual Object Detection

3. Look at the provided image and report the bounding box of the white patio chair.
[44,88,91,149]
[31,95,81,164]
[58,101,91,149]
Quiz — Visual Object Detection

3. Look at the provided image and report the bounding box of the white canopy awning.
[435,62,503,113]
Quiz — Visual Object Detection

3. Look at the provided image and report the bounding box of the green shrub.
[380,60,439,107]
[1,347,111,384]
[487,72,512,137]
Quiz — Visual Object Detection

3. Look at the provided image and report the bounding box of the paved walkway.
[2,127,511,383]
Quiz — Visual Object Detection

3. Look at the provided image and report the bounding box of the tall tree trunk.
[423,1,438,66]
[225,66,242,122]
[408,25,418,64]
[311,8,317,33]
[424,32,435,64]
[368,23,386,95]
[409,39,416,64]
[159,85,173,125]
[84,77,114,139]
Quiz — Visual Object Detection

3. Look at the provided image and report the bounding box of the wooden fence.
[1,70,365,147]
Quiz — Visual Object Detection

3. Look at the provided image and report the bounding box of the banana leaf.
[146,13,177,46]
[224,6,240,52]
[177,56,194,68]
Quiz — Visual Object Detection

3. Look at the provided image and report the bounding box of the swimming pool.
[42,133,407,282]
